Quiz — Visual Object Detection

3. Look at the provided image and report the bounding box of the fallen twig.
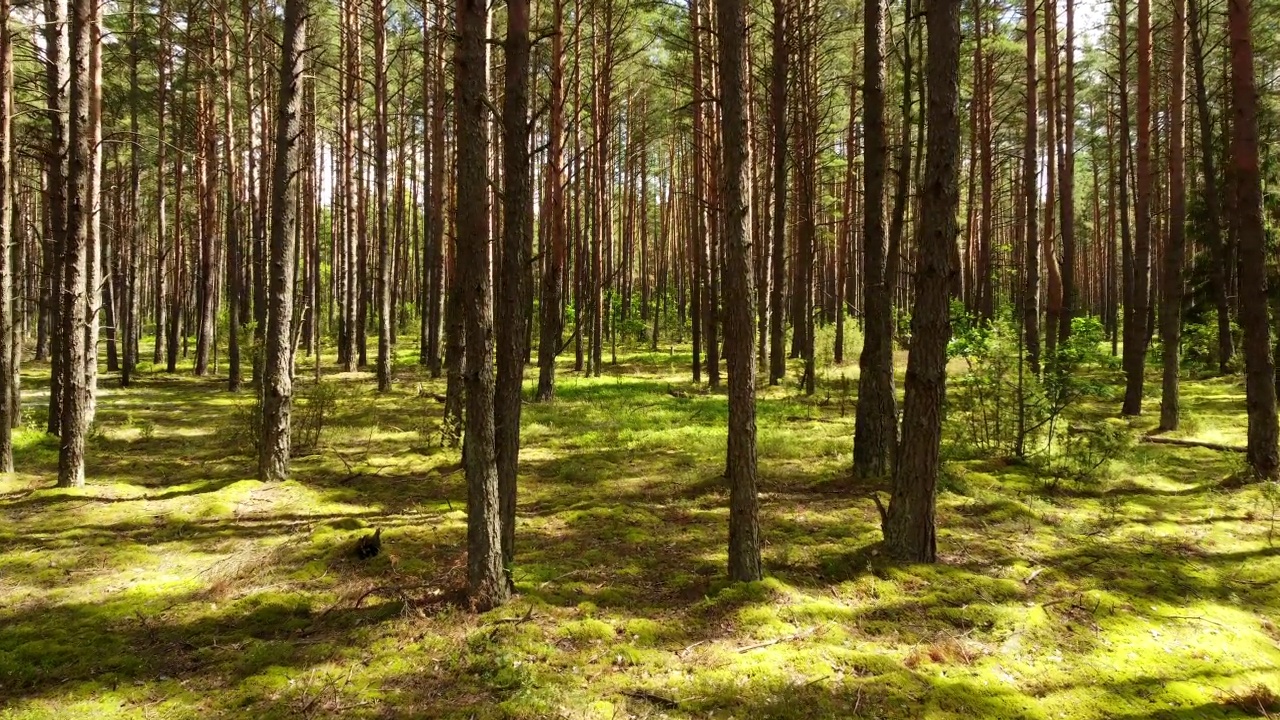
[621,690,680,709]
[736,625,822,653]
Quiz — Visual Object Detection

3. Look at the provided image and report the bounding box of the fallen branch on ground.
[1139,436,1246,452]
[621,690,680,709]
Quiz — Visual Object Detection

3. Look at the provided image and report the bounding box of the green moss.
[3,349,1279,719]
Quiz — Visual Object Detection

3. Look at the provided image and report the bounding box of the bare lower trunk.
[456,0,507,608]
[1228,0,1278,477]
[884,0,960,562]
[1159,0,1186,431]
[497,0,531,570]
[854,0,895,479]
[718,0,761,582]
[259,0,306,482]
[58,0,92,488]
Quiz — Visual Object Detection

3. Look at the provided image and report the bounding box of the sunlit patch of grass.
[1,346,1278,718]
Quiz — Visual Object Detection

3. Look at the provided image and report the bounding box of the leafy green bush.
[946,311,1127,487]
[1181,309,1240,373]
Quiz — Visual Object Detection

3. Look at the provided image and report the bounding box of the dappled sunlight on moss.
[2,351,1278,718]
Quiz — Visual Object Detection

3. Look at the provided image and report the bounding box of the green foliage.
[1181,309,1241,374]
[947,312,1126,490]
[946,313,1035,458]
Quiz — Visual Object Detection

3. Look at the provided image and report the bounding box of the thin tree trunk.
[1159,0,1186,430]
[767,0,787,385]
[1022,0,1041,375]
[374,0,392,392]
[1123,0,1153,415]
[0,0,12,473]
[45,0,69,436]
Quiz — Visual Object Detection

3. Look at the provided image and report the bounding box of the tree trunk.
[122,0,141,388]
[1123,0,1153,415]
[1188,0,1232,373]
[536,0,565,401]
[497,0,531,571]
[0,0,12,473]
[456,0,508,608]
[767,0,787,385]
[884,0,960,563]
[1022,0,1040,374]
[1159,0,1186,431]
[854,0,896,479]
[374,0,392,392]
[259,0,306,482]
[1228,0,1278,478]
[717,0,761,582]
[44,0,69,436]
[57,0,93,488]
[1057,0,1076,345]
[222,1,241,391]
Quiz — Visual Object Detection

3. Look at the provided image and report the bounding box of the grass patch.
[0,344,1277,718]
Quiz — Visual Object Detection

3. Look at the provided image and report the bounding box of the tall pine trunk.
[1122,0,1153,415]
[767,0,787,385]
[718,0,761,582]
[456,0,508,608]
[57,0,93,488]
[259,0,306,482]
[1188,0,1232,374]
[884,0,960,562]
[1228,0,1279,477]
[854,0,896,479]
[536,0,566,401]
[0,0,12,473]
[497,0,531,569]
[1159,0,1186,430]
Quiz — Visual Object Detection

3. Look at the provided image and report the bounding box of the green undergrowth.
[1,341,1277,719]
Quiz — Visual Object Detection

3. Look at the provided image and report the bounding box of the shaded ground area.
[1,344,1277,719]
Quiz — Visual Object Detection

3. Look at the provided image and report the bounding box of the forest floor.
[1,341,1278,719]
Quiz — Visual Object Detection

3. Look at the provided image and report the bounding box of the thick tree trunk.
[884,0,960,563]
[456,0,508,608]
[259,0,306,482]
[497,0,531,570]
[854,0,896,479]
[57,0,92,488]
[718,0,761,582]
[1228,0,1278,478]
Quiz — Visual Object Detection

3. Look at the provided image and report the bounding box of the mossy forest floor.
[2,341,1278,719]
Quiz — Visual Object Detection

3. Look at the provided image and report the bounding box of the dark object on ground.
[354,528,382,559]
